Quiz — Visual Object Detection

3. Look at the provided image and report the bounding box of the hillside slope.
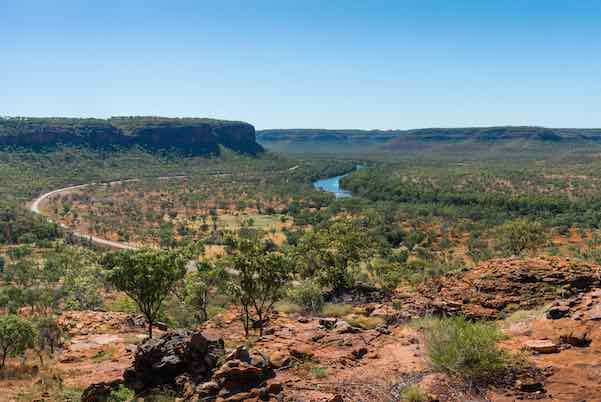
[0,116,263,155]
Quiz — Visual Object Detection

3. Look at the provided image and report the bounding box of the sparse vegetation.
[224,237,294,336]
[423,316,508,384]
[400,384,429,402]
[101,248,189,338]
[0,315,35,369]
[2,121,601,401]
[287,279,324,313]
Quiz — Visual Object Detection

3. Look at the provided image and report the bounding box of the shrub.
[106,294,139,314]
[294,218,375,292]
[497,219,546,256]
[371,259,404,293]
[288,280,324,313]
[108,385,135,402]
[0,314,35,369]
[310,365,328,379]
[400,384,429,402]
[424,316,508,384]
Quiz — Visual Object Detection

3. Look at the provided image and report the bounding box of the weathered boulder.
[319,317,337,330]
[123,330,224,392]
[546,305,570,320]
[213,360,267,397]
[559,326,592,347]
[336,320,361,334]
[524,339,560,354]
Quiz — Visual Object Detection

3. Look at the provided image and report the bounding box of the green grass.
[107,385,135,402]
[423,316,508,384]
[310,365,328,379]
[91,347,116,363]
[218,214,286,230]
[106,294,138,314]
[502,304,550,328]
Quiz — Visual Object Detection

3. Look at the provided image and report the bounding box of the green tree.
[33,316,63,365]
[295,219,375,292]
[101,248,187,338]
[498,219,546,256]
[186,260,227,322]
[370,259,404,294]
[0,314,35,369]
[225,238,294,336]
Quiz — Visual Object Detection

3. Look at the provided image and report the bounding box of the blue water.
[313,166,365,198]
[313,174,352,198]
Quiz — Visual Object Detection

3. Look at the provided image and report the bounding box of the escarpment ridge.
[0,116,262,155]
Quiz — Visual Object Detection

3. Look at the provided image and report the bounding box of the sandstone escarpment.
[0,117,262,155]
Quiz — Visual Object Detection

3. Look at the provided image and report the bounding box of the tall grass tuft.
[424,316,508,384]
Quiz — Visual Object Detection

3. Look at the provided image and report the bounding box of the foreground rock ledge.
[83,330,282,402]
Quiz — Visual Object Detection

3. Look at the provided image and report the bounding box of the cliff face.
[214,123,263,154]
[129,124,220,154]
[0,117,262,156]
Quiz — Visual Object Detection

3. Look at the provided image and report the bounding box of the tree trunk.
[148,320,153,339]
[257,310,264,336]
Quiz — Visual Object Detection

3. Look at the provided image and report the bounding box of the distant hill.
[257,126,601,155]
[0,116,263,155]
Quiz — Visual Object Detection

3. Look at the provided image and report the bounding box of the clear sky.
[2,1,600,129]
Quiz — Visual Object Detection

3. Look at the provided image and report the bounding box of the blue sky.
[2,1,600,129]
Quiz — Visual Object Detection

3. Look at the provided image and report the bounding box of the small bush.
[61,388,83,402]
[321,303,353,318]
[108,384,135,402]
[310,365,328,379]
[288,280,324,313]
[371,259,404,293]
[400,384,429,402]
[106,294,138,314]
[497,219,546,256]
[424,316,508,384]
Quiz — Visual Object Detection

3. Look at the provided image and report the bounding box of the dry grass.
[343,314,386,329]
[7,364,83,402]
[321,303,353,318]
[274,300,304,315]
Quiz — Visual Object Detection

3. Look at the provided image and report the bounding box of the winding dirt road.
[29,177,186,250]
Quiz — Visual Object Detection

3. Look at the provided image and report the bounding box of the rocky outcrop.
[0,117,262,156]
[418,257,601,319]
[123,330,224,392]
[101,330,281,401]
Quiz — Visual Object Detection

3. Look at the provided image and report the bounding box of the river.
[313,166,362,198]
